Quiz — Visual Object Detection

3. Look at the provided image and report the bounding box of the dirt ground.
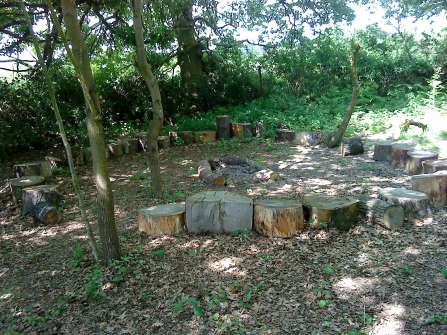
[1,138,446,335]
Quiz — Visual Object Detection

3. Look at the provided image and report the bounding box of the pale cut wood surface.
[138,204,185,236]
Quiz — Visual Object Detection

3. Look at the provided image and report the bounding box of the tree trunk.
[61,0,120,264]
[131,0,164,198]
[327,42,361,148]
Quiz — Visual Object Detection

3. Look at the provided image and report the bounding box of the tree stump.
[412,171,447,208]
[373,141,394,161]
[157,136,171,149]
[276,129,296,142]
[422,159,447,174]
[254,200,304,238]
[22,184,61,215]
[186,191,253,233]
[10,176,45,204]
[216,115,231,140]
[357,195,404,230]
[45,156,64,170]
[341,137,364,156]
[198,160,225,185]
[194,131,216,144]
[301,194,359,231]
[32,202,62,225]
[169,131,179,146]
[405,150,438,175]
[390,143,414,167]
[108,143,123,156]
[118,138,138,154]
[136,132,148,151]
[178,131,195,144]
[256,122,267,137]
[13,162,50,179]
[378,187,431,219]
[231,123,253,138]
[137,204,185,236]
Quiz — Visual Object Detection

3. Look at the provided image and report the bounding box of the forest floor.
[1,136,447,335]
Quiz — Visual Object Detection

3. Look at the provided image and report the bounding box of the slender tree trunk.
[327,42,361,148]
[60,0,121,264]
[21,0,100,261]
[175,0,205,114]
[130,0,163,198]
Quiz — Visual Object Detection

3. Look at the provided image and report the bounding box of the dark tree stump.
[194,131,216,144]
[231,123,253,138]
[390,143,414,167]
[302,194,359,231]
[341,137,364,156]
[373,141,394,161]
[405,150,438,175]
[136,132,148,151]
[276,129,296,142]
[256,122,267,137]
[10,176,45,204]
[423,159,447,174]
[254,200,304,238]
[357,195,404,229]
[169,131,179,146]
[32,201,62,225]
[412,171,447,208]
[216,115,231,140]
[22,184,61,215]
[198,160,225,185]
[137,204,185,236]
[13,162,44,178]
[157,136,171,149]
[378,187,431,219]
[178,131,195,144]
[107,143,123,157]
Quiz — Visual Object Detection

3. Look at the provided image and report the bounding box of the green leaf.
[174,301,183,312]
[209,312,219,321]
[230,229,240,236]
[193,306,204,317]
[189,249,198,256]
[318,300,329,308]
[324,265,333,275]
[441,268,447,277]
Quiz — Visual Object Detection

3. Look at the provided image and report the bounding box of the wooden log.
[118,138,138,154]
[136,132,147,151]
[107,143,123,157]
[341,137,364,156]
[219,155,248,165]
[13,162,43,178]
[373,141,394,161]
[198,160,225,185]
[405,150,438,175]
[137,204,185,236]
[412,171,447,208]
[178,131,195,144]
[194,131,216,144]
[231,123,253,138]
[186,191,253,233]
[423,159,447,174]
[256,122,267,137]
[254,199,304,238]
[32,201,62,225]
[10,176,45,204]
[157,136,171,149]
[276,129,296,142]
[22,184,61,215]
[216,115,231,140]
[357,195,404,230]
[378,187,431,219]
[390,143,414,167]
[301,194,359,231]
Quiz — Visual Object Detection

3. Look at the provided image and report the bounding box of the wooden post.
[216,115,231,140]
[390,143,414,167]
[137,204,185,236]
[412,171,447,208]
[341,137,364,156]
[357,195,404,230]
[405,150,438,175]
[10,176,45,204]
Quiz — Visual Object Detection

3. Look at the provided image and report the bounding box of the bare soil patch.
[1,139,446,335]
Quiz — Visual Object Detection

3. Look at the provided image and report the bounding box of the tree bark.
[131,0,164,198]
[327,42,361,148]
[61,0,120,264]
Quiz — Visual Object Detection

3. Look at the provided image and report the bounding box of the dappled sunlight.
[402,246,421,255]
[372,303,406,334]
[207,256,246,276]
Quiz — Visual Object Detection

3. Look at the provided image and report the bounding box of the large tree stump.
[231,123,253,138]
[198,160,225,185]
[254,200,304,238]
[373,141,394,161]
[422,159,447,174]
[10,176,45,204]
[137,204,185,236]
[405,150,438,175]
[13,162,51,179]
[194,131,216,144]
[216,115,231,140]
[107,143,123,157]
[32,202,62,225]
[357,195,404,230]
[341,137,364,156]
[378,187,431,219]
[22,184,61,215]
[276,129,296,142]
[390,143,414,167]
[157,136,171,149]
[118,138,138,154]
[412,171,447,208]
[186,191,253,233]
[301,194,359,231]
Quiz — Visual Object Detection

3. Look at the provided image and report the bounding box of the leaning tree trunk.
[327,42,361,148]
[131,0,163,198]
[61,0,121,264]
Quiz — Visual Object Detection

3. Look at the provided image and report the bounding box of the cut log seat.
[357,195,404,229]
[137,204,185,236]
[422,159,447,174]
[390,143,414,167]
[405,150,438,175]
[373,141,394,161]
[10,176,45,204]
[412,171,447,208]
[378,187,431,219]
[216,115,231,140]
